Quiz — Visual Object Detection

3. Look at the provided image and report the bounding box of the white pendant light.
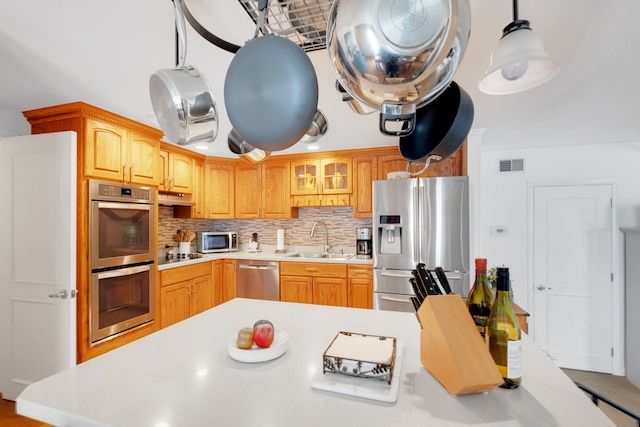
[479,0,559,95]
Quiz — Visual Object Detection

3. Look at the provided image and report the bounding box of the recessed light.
[307,144,319,150]
[195,145,209,150]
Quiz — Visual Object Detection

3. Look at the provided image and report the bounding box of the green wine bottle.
[466,258,494,338]
[487,267,522,389]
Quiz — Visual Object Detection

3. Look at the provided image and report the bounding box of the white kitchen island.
[17,298,613,426]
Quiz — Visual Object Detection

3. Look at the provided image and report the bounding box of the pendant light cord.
[512,0,519,21]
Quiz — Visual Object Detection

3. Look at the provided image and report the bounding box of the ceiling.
[1,0,639,159]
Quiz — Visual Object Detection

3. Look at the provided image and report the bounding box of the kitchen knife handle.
[426,269,446,295]
[417,263,440,295]
[409,276,425,303]
[434,267,453,294]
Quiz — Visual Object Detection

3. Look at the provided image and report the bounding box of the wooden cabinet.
[23,102,163,362]
[349,145,466,218]
[280,262,347,307]
[377,146,465,179]
[216,259,237,305]
[204,160,235,219]
[83,118,160,185]
[192,159,205,218]
[235,160,292,218]
[290,158,352,208]
[347,265,373,309]
[159,262,213,328]
[159,148,194,193]
[352,156,377,218]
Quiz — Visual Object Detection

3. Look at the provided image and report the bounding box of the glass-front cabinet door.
[291,161,319,195]
[321,158,352,194]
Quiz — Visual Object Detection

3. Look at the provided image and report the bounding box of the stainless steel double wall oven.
[89,180,156,344]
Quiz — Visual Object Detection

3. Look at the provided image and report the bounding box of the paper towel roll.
[276,229,285,251]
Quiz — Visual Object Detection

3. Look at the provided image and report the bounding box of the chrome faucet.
[310,221,330,253]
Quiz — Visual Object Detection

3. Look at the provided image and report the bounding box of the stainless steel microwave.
[196,231,238,253]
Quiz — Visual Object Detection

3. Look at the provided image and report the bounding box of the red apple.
[253,320,275,348]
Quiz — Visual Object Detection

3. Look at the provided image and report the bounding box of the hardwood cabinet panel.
[236,161,291,218]
[160,262,212,328]
[313,277,348,307]
[191,274,213,316]
[205,160,234,218]
[160,281,191,328]
[352,156,376,218]
[128,132,160,186]
[84,118,127,181]
[347,265,373,309]
[263,161,291,218]
[192,159,205,218]
[280,262,347,307]
[280,276,313,304]
[220,259,237,304]
[280,262,346,278]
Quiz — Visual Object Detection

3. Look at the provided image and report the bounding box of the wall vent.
[499,158,524,173]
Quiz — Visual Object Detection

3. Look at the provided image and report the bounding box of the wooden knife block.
[417,294,502,395]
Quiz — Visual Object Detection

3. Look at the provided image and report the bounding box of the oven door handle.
[97,264,151,279]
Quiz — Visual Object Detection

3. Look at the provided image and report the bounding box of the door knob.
[536,285,552,291]
[48,289,68,299]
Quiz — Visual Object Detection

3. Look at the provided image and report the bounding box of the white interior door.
[0,132,77,400]
[533,184,613,373]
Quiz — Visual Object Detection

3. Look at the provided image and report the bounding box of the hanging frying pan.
[224,0,318,152]
[149,0,218,145]
[399,81,474,163]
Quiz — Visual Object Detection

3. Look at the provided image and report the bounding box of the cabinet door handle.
[129,166,134,182]
[122,165,127,183]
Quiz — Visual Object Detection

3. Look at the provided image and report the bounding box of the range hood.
[158,192,195,207]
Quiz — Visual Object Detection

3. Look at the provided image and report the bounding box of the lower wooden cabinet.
[280,262,347,307]
[159,262,213,328]
[347,265,373,309]
[218,259,236,305]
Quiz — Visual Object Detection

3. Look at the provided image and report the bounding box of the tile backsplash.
[158,206,372,250]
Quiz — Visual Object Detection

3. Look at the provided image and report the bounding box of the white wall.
[469,136,640,375]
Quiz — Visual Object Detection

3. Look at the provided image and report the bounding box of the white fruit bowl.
[228,330,289,363]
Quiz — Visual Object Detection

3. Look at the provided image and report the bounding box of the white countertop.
[17,299,613,427]
[157,248,373,271]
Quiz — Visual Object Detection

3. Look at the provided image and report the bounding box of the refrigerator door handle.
[413,184,420,264]
[380,271,413,278]
[380,295,412,303]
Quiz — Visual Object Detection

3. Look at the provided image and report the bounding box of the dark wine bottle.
[466,258,494,338]
[487,267,522,389]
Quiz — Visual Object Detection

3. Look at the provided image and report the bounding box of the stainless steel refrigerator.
[372,176,469,312]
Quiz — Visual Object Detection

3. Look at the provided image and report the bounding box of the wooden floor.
[0,394,50,427]
[563,369,640,427]
[2,372,639,426]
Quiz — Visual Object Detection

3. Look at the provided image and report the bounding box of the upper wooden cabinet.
[24,103,162,186]
[235,160,293,218]
[291,158,352,195]
[377,147,465,179]
[159,148,194,193]
[204,159,235,219]
[350,145,466,218]
[352,155,377,218]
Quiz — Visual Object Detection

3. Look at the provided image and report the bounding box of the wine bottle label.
[507,339,522,379]
[471,314,488,336]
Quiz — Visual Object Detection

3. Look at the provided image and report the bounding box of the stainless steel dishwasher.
[236,260,280,301]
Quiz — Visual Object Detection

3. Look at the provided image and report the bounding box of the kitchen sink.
[287,252,354,260]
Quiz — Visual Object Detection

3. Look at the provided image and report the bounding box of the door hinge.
[611,347,614,357]
[610,198,613,207]
[611,272,614,282]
